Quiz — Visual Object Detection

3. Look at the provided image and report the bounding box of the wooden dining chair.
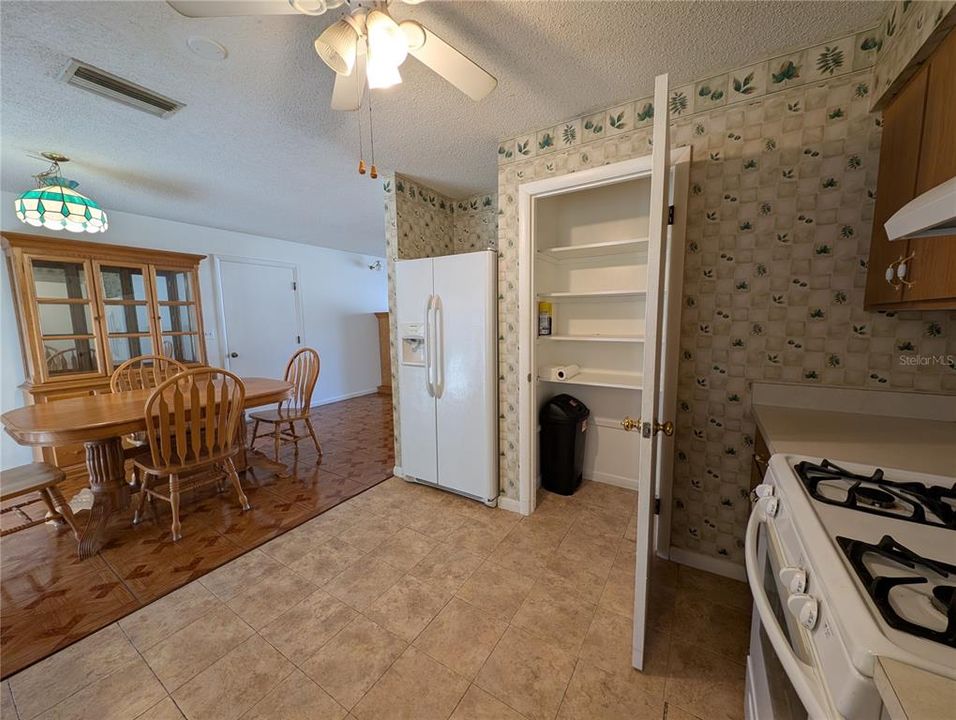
[110,355,187,394]
[249,348,322,462]
[133,368,249,541]
[111,355,190,494]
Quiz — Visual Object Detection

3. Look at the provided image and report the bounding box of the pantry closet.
[516,75,689,669]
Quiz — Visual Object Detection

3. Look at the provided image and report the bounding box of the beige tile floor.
[2,478,751,720]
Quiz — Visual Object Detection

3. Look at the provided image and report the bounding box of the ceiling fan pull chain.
[357,90,366,175]
[368,90,378,179]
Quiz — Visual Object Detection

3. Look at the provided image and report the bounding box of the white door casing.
[653,156,691,562]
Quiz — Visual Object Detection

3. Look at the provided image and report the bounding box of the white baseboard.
[497,496,521,514]
[311,388,379,407]
[668,547,747,582]
[584,471,637,491]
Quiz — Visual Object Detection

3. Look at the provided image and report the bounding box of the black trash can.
[539,394,590,495]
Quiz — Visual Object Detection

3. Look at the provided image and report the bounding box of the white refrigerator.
[395,250,498,505]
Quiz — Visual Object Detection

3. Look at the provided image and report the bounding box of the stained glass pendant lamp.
[15,152,108,233]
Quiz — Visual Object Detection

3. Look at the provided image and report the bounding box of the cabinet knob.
[886,252,917,290]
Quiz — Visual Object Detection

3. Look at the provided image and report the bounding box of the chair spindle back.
[280,348,320,415]
[144,368,246,471]
[111,355,187,393]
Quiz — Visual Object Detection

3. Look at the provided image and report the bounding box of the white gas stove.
[744,454,955,720]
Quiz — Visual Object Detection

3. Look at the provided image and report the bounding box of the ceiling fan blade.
[400,21,496,101]
[166,1,299,18]
[331,51,366,111]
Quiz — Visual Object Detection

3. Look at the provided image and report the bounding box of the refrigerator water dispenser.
[400,322,426,366]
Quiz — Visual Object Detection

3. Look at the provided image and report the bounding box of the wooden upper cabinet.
[24,254,107,382]
[865,28,956,309]
[906,27,956,305]
[865,66,928,309]
[3,232,207,388]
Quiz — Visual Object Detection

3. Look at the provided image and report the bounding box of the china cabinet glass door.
[93,261,158,370]
[151,266,204,364]
[26,256,103,380]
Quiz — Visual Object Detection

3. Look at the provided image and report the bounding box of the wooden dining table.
[0,376,293,558]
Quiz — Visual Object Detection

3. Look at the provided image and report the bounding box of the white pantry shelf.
[538,238,648,260]
[537,334,645,343]
[538,370,643,390]
[537,289,645,300]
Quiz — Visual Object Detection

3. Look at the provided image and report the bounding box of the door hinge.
[668,205,675,225]
[527,373,532,383]
[654,497,661,515]
[292,281,297,291]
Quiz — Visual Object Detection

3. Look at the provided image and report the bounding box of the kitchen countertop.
[874,657,956,720]
[751,404,956,477]
[750,383,956,718]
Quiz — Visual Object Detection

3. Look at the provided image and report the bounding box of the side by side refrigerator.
[395,250,498,505]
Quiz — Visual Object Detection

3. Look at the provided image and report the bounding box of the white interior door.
[632,73,672,671]
[434,251,497,502]
[217,258,301,379]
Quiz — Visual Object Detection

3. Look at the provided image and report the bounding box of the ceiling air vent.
[61,59,185,118]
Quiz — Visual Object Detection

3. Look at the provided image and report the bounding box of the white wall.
[1,193,387,469]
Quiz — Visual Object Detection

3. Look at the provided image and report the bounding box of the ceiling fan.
[166,0,497,111]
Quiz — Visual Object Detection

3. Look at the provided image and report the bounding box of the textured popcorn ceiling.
[0,1,884,255]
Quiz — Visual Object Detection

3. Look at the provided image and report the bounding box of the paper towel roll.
[540,366,560,381]
[556,364,580,380]
[540,365,581,381]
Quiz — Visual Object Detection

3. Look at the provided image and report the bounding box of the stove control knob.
[779,567,807,594]
[787,593,819,631]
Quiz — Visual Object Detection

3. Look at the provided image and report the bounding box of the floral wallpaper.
[382,173,497,469]
[453,194,498,254]
[498,28,884,165]
[494,29,956,564]
[871,0,956,110]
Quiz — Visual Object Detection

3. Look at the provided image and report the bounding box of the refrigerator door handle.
[434,294,445,398]
[424,294,436,397]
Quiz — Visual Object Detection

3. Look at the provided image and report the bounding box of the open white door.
[632,73,672,670]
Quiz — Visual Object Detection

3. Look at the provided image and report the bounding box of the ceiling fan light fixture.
[366,55,402,89]
[366,9,408,69]
[314,17,359,75]
[288,0,327,16]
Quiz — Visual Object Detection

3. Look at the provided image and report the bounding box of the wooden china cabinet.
[2,232,208,484]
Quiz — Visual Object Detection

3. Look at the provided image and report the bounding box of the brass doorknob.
[621,416,640,431]
[654,420,674,437]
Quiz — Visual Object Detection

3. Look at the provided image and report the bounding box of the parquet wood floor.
[0,393,393,679]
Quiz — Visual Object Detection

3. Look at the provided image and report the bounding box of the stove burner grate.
[855,486,897,509]
[796,459,956,529]
[838,535,956,648]
[933,586,956,616]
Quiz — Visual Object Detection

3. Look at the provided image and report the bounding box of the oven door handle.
[745,499,834,720]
